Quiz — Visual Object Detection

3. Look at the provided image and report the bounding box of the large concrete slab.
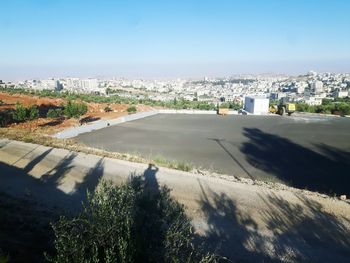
[76,113,350,195]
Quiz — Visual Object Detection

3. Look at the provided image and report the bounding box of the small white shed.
[244,96,269,115]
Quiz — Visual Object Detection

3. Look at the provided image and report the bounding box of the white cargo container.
[244,96,269,115]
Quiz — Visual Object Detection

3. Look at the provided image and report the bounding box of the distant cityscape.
[1,71,349,106]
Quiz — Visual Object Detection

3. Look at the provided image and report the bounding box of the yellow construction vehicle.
[269,105,278,114]
[277,97,295,116]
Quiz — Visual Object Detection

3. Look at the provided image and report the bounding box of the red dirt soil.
[0,92,156,135]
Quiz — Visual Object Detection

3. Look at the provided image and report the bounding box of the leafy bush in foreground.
[48,178,216,263]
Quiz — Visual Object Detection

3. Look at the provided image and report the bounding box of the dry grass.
[153,155,193,172]
[0,128,194,172]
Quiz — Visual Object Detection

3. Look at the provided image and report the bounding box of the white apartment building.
[311,81,324,93]
[81,79,98,90]
[335,90,349,98]
[305,96,323,106]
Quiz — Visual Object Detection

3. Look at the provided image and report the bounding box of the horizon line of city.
[2,70,350,83]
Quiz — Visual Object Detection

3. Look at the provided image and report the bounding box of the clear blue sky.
[1,0,349,80]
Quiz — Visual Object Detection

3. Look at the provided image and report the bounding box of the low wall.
[158,109,217,114]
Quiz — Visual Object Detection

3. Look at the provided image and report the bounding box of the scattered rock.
[196,169,204,175]
[340,195,347,201]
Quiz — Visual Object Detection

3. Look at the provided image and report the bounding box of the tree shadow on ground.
[197,181,272,263]
[198,183,350,262]
[258,192,350,262]
[240,128,350,195]
[0,149,105,212]
[38,117,65,127]
[0,151,105,262]
[79,116,100,125]
[23,148,53,173]
[37,104,63,118]
[0,108,14,127]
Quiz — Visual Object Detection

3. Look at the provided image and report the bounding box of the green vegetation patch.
[63,101,88,119]
[296,97,350,116]
[12,102,39,122]
[47,109,63,118]
[127,106,137,113]
[47,179,217,263]
[0,87,219,111]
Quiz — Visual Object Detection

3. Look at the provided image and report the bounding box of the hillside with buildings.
[2,71,349,108]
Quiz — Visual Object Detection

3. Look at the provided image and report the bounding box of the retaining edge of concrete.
[53,111,159,139]
[53,109,239,139]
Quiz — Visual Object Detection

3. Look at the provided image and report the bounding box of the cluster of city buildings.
[1,71,349,107]
[4,78,101,94]
[269,71,350,106]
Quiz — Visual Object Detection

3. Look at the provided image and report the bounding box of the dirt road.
[0,139,349,262]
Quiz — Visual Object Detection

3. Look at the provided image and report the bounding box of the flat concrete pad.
[76,114,350,195]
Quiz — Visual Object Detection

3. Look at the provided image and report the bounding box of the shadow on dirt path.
[198,182,350,262]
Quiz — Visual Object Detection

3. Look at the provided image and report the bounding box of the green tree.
[12,102,27,122]
[63,101,88,118]
[28,105,39,120]
[219,102,230,109]
[229,102,241,110]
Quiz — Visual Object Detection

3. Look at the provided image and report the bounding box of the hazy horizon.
[1,0,349,81]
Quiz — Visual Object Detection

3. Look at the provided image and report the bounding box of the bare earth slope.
[0,139,349,262]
